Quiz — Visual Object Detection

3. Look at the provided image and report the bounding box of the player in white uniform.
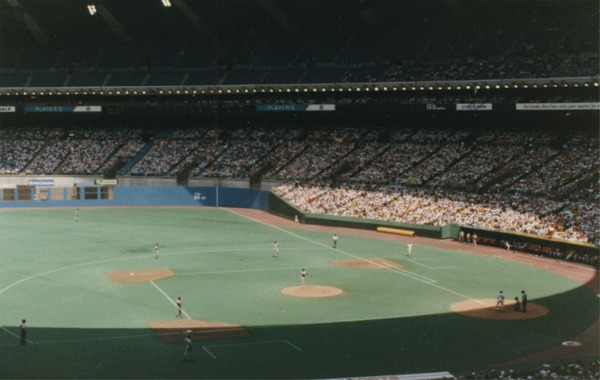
[154,243,159,259]
[495,290,505,311]
[407,242,413,257]
[273,241,279,258]
[300,268,310,286]
[183,331,194,361]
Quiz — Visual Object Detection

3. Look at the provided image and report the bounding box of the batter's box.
[202,340,301,359]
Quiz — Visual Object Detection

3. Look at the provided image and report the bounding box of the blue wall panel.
[0,187,269,211]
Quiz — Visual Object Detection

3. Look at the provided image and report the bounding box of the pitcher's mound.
[331,258,404,270]
[282,285,343,298]
[149,319,249,341]
[109,269,174,283]
[451,298,549,320]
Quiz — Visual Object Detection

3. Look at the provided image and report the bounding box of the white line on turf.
[150,281,192,320]
[202,340,302,359]
[0,255,169,298]
[223,208,487,306]
[406,259,456,270]
[0,332,156,346]
[0,324,34,344]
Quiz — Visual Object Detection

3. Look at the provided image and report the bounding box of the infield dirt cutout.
[331,258,404,269]
[451,298,549,320]
[149,319,249,341]
[108,269,175,283]
[282,285,343,298]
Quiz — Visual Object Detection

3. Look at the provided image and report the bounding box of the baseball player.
[300,268,311,286]
[332,234,338,248]
[74,208,80,222]
[273,241,279,258]
[407,242,413,257]
[495,290,505,311]
[176,296,183,319]
[513,297,521,311]
[154,243,159,259]
[183,331,194,361]
[20,319,27,345]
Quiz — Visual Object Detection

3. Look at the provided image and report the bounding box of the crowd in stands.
[0,124,597,245]
[457,359,599,380]
[273,182,594,244]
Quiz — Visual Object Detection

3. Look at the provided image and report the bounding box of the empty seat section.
[106,71,147,86]
[184,69,224,86]
[68,72,108,87]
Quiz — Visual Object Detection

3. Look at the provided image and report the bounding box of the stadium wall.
[0,185,269,210]
[269,192,599,259]
[1,181,597,259]
[304,214,442,239]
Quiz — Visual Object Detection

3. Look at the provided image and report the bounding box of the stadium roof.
[1,0,598,48]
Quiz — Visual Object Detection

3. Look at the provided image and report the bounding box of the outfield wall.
[1,181,596,259]
[304,214,442,238]
[0,185,269,210]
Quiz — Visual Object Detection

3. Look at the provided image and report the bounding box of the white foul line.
[223,208,487,306]
[150,281,192,320]
[0,324,34,344]
[202,340,302,360]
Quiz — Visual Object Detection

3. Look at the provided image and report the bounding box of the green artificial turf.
[0,207,597,379]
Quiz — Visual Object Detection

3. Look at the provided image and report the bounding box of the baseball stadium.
[0,1,598,379]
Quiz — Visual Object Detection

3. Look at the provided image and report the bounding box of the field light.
[87,4,97,15]
[161,0,172,7]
